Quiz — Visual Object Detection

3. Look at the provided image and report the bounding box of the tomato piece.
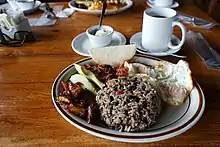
[116,90,124,95]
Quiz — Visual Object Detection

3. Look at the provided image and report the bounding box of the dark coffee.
[152,15,166,18]
[148,12,167,18]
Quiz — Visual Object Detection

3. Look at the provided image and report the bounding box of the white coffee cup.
[149,0,173,7]
[141,8,186,53]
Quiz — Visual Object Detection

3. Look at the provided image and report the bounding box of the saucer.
[71,31,127,56]
[147,1,179,8]
[130,32,181,56]
[23,1,41,14]
[0,1,41,14]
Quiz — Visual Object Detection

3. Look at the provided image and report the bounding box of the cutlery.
[177,13,218,29]
[195,33,220,69]
[170,54,187,59]
[98,0,107,30]
[45,3,57,19]
[186,31,220,70]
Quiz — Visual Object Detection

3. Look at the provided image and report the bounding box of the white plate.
[0,1,41,14]
[68,0,133,15]
[52,55,205,143]
[147,1,179,8]
[23,1,41,14]
[130,32,182,56]
[71,31,126,56]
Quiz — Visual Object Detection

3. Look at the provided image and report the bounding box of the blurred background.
[0,0,220,22]
[180,0,220,23]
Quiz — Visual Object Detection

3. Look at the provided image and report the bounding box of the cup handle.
[148,0,155,4]
[168,21,186,50]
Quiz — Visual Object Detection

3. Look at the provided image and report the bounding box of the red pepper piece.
[116,63,128,77]
[116,90,124,95]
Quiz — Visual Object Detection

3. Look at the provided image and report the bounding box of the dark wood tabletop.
[0,1,220,146]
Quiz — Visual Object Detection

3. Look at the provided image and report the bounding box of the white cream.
[95,28,111,36]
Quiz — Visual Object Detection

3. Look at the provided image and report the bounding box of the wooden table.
[1,1,220,146]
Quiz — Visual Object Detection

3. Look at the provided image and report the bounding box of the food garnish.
[70,74,97,94]
[74,64,104,88]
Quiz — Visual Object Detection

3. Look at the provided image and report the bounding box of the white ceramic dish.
[147,1,179,8]
[71,31,126,56]
[51,55,205,143]
[16,0,35,10]
[68,0,133,15]
[22,0,41,14]
[86,25,114,48]
[130,32,182,56]
[0,1,41,14]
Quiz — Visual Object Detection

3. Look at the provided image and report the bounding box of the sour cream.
[95,28,112,36]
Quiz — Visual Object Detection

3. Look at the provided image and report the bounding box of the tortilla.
[88,44,136,66]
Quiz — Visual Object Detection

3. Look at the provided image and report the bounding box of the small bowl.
[16,0,35,10]
[86,25,114,48]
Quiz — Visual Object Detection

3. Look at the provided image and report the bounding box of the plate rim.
[71,31,127,56]
[51,54,205,143]
[68,0,133,15]
[23,0,41,14]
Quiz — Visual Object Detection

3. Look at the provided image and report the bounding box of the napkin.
[0,0,26,27]
[186,31,220,70]
[6,0,21,11]
[0,13,11,29]
[56,8,75,18]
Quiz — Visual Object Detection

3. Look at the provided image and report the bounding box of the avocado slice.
[70,74,97,95]
[74,64,104,89]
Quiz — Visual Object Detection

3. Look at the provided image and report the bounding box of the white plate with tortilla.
[71,31,126,56]
[130,32,182,57]
[52,54,205,143]
[68,0,133,15]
